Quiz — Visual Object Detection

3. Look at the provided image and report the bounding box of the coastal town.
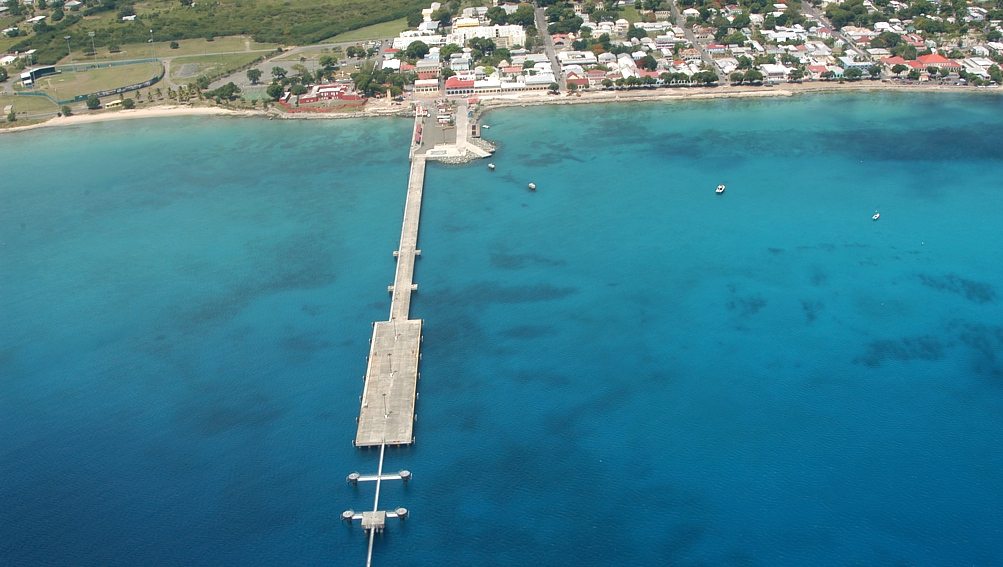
[1,0,1001,127]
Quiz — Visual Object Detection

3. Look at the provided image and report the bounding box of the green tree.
[266,82,285,100]
[907,68,920,80]
[639,55,657,71]
[891,63,908,75]
[271,66,287,80]
[744,69,764,82]
[548,82,559,93]
[86,95,101,109]
[868,64,881,78]
[730,71,745,83]
[723,31,747,45]
[52,8,64,21]
[602,78,613,88]
[844,66,863,80]
[404,40,429,60]
[60,105,72,116]
[0,68,7,82]
[290,83,308,96]
[626,25,648,40]
[7,110,16,122]
[430,7,452,24]
[509,4,536,26]
[207,82,242,100]
[170,41,180,49]
[486,6,507,25]
[122,98,136,109]
[440,43,462,60]
[247,68,262,84]
[870,31,902,49]
[468,37,496,59]
[989,65,1002,84]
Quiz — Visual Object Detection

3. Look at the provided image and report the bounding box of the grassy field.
[0,94,59,115]
[323,18,409,43]
[11,0,426,64]
[32,62,162,101]
[622,6,642,23]
[272,45,343,62]
[63,36,278,64]
[169,53,263,82]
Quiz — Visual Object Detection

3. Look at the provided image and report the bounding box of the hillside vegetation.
[8,0,426,64]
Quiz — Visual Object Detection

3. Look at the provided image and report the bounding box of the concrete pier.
[355,118,427,447]
[389,155,425,322]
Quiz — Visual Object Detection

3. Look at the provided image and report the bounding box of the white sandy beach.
[0,105,266,134]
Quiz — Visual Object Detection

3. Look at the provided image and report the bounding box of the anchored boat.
[716,184,726,194]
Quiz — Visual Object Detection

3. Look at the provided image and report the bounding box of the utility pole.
[64,36,73,65]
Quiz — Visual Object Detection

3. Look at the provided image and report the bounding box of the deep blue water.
[2,93,1003,566]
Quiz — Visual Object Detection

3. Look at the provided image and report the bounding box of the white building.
[446,25,526,49]
[760,63,790,80]
[557,50,598,67]
[392,31,447,50]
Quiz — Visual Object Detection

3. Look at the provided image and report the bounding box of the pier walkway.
[355,128,426,448]
[347,103,492,564]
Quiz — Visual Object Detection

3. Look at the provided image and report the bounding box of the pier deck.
[389,155,425,321]
[355,138,426,447]
[356,320,422,447]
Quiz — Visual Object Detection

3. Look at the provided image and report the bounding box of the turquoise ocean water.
[2,93,1002,565]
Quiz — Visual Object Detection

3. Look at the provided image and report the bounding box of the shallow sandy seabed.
[2,81,998,135]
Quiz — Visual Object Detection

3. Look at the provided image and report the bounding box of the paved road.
[534,4,565,89]
[801,3,870,59]
[669,0,715,68]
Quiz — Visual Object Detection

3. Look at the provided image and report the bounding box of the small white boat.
[872,212,880,221]
[488,163,496,170]
[716,184,726,194]
[528,182,537,191]
[482,124,490,129]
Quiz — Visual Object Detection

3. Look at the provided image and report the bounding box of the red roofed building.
[807,64,828,79]
[916,53,960,70]
[297,83,364,104]
[401,62,416,72]
[565,71,589,88]
[500,65,523,77]
[881,56,909,67]
[444,75,475,95]
[586,69,607,87]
